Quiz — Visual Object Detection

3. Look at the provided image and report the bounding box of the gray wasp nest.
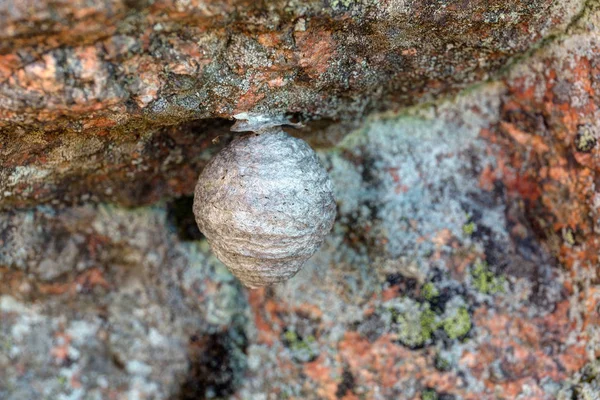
[193,114,336,288]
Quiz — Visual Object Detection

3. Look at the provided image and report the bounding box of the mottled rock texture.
[1,0,600,399]
[0,0,588,208]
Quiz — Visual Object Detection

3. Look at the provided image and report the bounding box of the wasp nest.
[193,117,336,288]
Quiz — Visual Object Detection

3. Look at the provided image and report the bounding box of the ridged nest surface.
[193,129,336,288]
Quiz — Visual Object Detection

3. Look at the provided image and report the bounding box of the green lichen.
[419,309,439,340]
[56,375,68,387]
[422,389,438,400]
[387,299,440,348]
[563,228,577,246]
[329,0,368,9]
[385,295,474,347]
[331,0,354,7]
[283,331,319,363]
[329,0,375,9]
[434,352,453,372]
[1,337,12,352]
[575,125,597,153]
[443,307,471,340]
[462,221,476,236]
[470,259,505,294]
[422,283,439,301]
[394,312,429,347]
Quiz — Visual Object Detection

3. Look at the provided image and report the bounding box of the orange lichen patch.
[116,51,151,90]
[382,287,400,301]
[582,286,600,332]
[37,282,73,296]
[166,167,198,194]
[34,268,110,297]
[249,288,329,349]
[74,46,103,82]
[267,77,286,88]
[507,172,542,202]
[420,372,466,398]
[233,84,266,114]
[50,332,72,364]
[257,32,281,48]
[479,42,600,274]
[387,167,410,193]
[14,53,61,94]
[248,288,283,346]
[165,34,213,75]
[0,0,124,57]
[75,268,110,291]
[70,373,83,389]
[431,229,453,247]
[0,268,33,299]
[468,301,589,397]
[447,250,479,278]
[293,303,324,320]
[304,354,340,399]
[478,164,497,191]
[559,345,589,373]
[338,332,472,399]
[132,56,163,108]
[294,29,335,79]
[82,115,118,130]
[0,53,21,81]
[500,121,549,153]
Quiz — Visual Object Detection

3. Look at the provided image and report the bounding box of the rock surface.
[1,0,600,399]
[0,0,589,209]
